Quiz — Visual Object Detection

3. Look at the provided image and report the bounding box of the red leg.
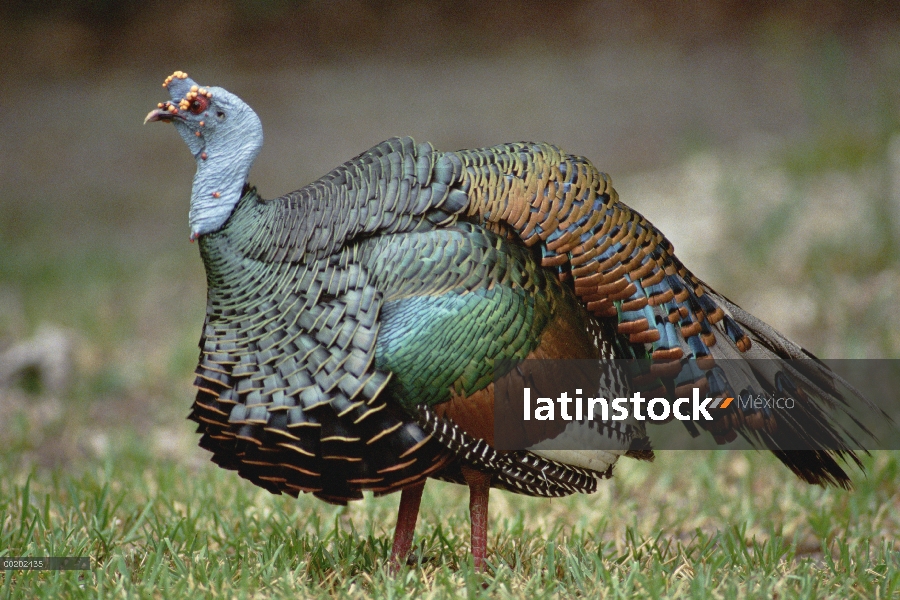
[389,480,425,571]
[461,466,491,572]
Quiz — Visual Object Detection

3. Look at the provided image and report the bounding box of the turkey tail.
[703,290,878,488]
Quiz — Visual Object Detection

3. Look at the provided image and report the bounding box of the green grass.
[2,227,896,598]
[1,445,898,598]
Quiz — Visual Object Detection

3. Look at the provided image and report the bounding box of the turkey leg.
[389,480,425,570]
[462,466,492,572]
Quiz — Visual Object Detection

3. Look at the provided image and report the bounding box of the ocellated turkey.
[146,71,874,571]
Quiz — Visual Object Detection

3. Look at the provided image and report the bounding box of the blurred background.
[1,0,898,472]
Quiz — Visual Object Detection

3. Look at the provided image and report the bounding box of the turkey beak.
[144,108,180,124]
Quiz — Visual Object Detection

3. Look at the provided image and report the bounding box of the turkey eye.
[188,96,209,115]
